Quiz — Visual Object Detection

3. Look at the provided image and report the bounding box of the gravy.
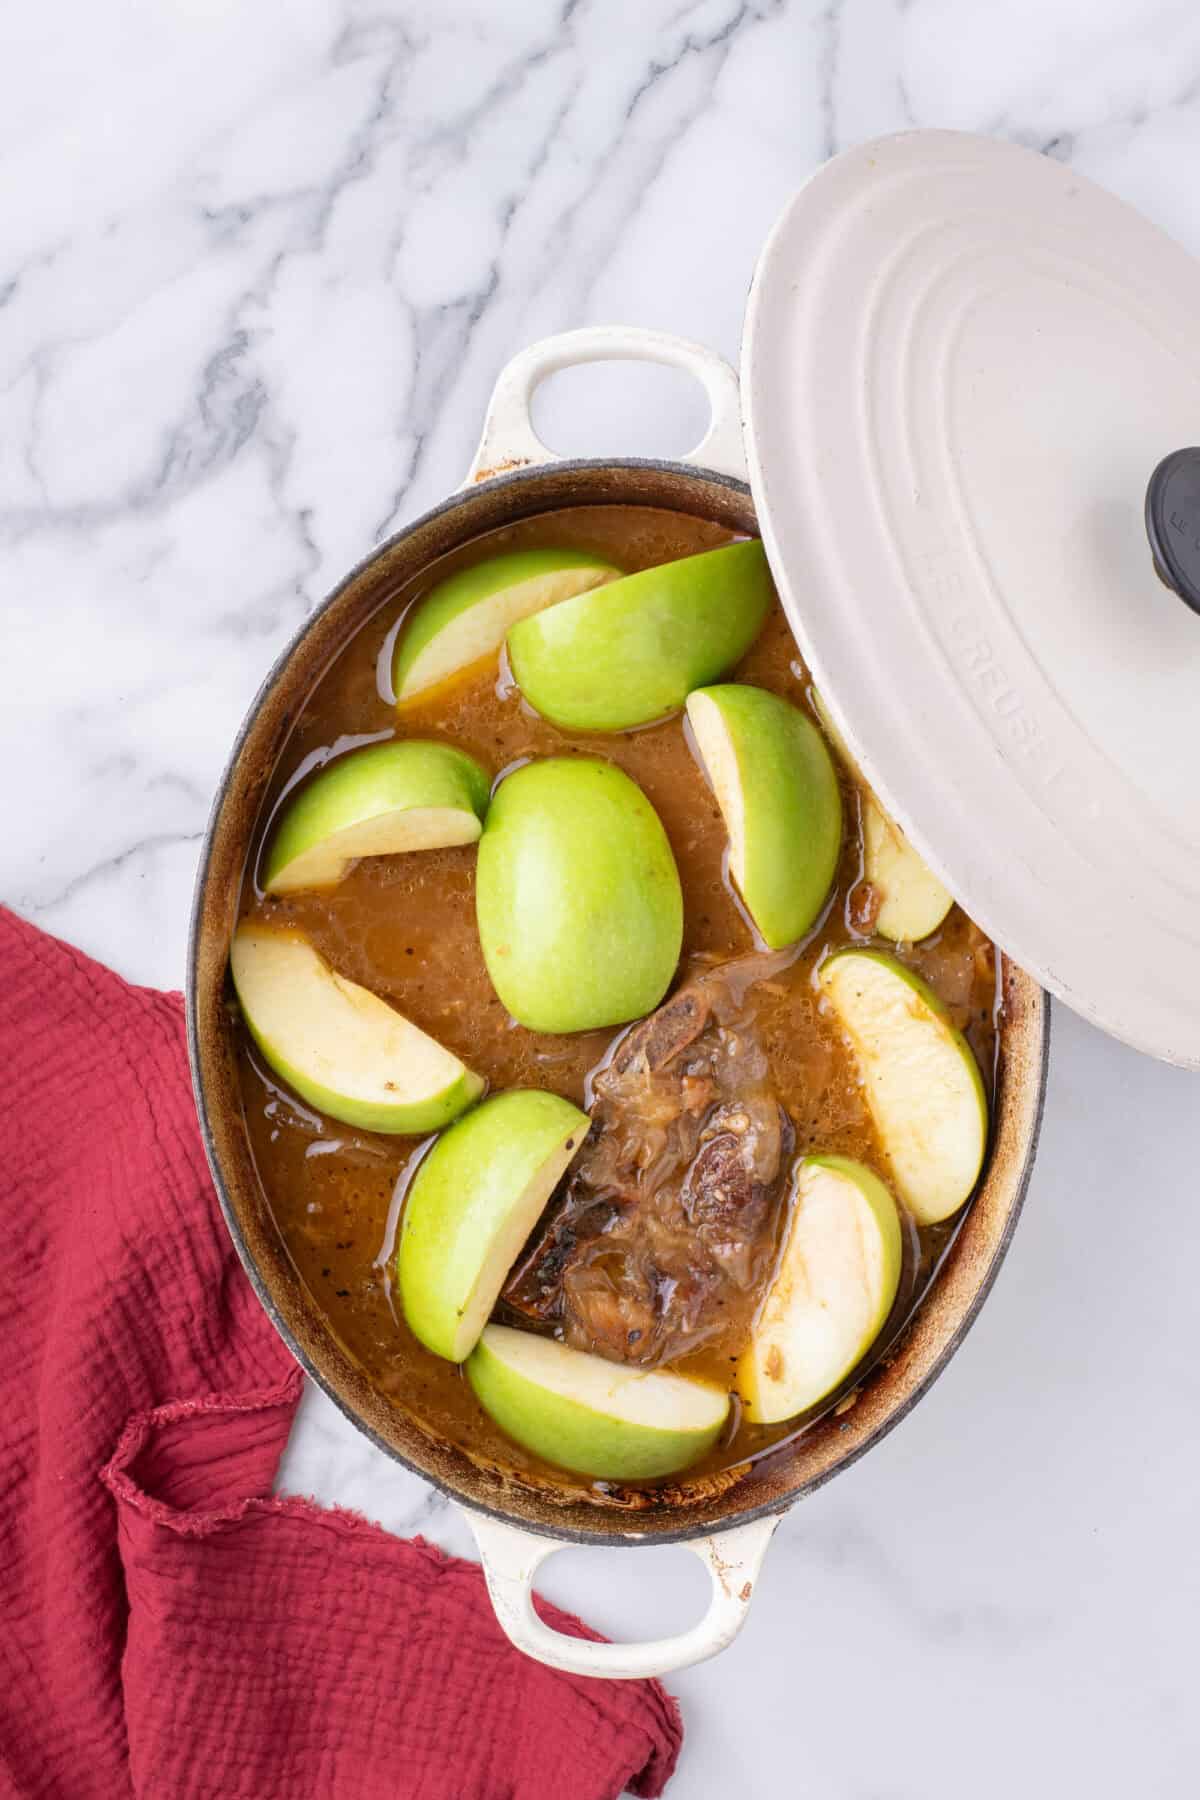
[234,505,998,1502]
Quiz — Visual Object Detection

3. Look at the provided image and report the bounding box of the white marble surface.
[4,2,1199,1794]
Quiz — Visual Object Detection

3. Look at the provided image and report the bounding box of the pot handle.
[463,325,748,487]
[464,1508,780,1680]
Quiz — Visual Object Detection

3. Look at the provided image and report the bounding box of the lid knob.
[1145,449,1200,616]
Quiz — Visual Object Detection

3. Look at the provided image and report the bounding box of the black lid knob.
[1145,448,1200,616]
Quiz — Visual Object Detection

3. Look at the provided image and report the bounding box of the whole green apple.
[475,757,683,1033]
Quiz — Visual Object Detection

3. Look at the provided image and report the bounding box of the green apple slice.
[860,803,954,942]
[475,757,683,1033]
[818,949,987,1224]
[467,1325,730,1480]
[398,1090,589,1362]
[507,540,773,731]
[813,689,952,943]
[230,925,483,1133]
[686,684,842,948]
[393,549,620,703]
[263,740,490,895]
[737,1156,902,1424]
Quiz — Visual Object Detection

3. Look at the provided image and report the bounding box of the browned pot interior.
[187,458,1048,1547]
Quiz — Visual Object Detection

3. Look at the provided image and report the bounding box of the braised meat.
[681,1097,787,1284]
[558,1222,719,1363]
[503,1185,617,1325]
[610,986,711,1075]
[502,951,796,1368]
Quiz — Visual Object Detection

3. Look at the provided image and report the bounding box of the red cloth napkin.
[0,908,681,1799]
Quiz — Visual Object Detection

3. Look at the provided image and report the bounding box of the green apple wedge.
[263,740,490,895]
[230,925,483,1133]
[685,684,842,948]
[506,540,773,731]
[393,549,620,704]
[818,949,988,1224]
[467,1325,730,1480]
[398,1090,589,1362]
[813,689,952,943]
[737,1156,902,1424]
[475,757,683,1033]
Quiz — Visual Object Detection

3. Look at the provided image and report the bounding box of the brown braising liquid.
[234,505,998,1503]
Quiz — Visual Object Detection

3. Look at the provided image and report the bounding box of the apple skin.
[263,740,491,895]
[506,540,773,731]
[393,549,619,702]
[818,948,988,1225]
[466,1325,730,1480]
[686,683,842,948]
[475,757,683,1033]
[812,688,952,942]
[398,1090,588,1363]
[230,926,483,1134]
[737,1155,902,1424]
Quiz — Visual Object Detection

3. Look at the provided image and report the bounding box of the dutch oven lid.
[741,129,1200,1069]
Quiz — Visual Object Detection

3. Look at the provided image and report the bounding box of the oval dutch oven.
[188,131,1200,1680]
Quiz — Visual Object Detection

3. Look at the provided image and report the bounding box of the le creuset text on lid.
[742,129,1200,1069]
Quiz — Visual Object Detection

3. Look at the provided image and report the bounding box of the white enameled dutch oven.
[189,131,1200,1682]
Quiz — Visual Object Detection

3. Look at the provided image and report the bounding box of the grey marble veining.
[4,2,1199,1794]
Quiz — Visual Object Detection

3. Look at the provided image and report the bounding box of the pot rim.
[186,453,1050,1547]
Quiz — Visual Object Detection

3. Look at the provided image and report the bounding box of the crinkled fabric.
[0,909,682,1799]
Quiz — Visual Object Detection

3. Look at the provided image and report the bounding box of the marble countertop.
[4,2,1199,1794]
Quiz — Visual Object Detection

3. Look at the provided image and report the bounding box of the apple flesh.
[860,802,954,942]
[818,949,987,1224]
[467,1325,730,1480]
[506,540,773,731]
[813,689,952,943]
[230,925,483,1133]
[398,1090,589,1362]
[737,1156,902,1423]
[686,684,842,948]
[393,549,620,703]
[263,740,490,895]
[475,757,683,1033]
